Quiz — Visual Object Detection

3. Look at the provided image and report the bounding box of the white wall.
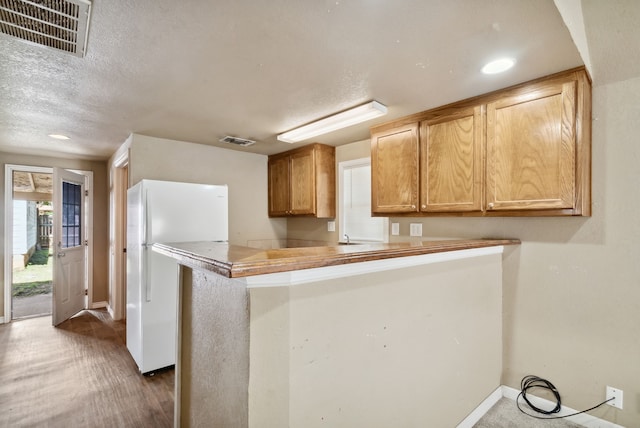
[12,201,28,254]
[11,200,38,270]
[249,252,504,427]
[13,200,37,256]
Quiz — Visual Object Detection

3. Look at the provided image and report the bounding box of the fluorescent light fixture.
[277,101,387,143]
[481,58,516,74]
[48,134,70,140]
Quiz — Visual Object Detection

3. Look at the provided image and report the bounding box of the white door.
[52,168,86,326]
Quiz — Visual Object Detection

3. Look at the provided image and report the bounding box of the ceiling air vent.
[219,136,256,147]
[0,0,92,57]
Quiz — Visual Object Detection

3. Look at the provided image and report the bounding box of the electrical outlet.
[391,223,399,236]
[327,221,335,232]
[409,223,422,237]
[606,386,623,410]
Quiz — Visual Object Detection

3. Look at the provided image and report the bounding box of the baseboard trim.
[501,386,624,428]
[90,301,107,309]
[457,385,624,428]
[0,316,4,324]
[106,304,115,318]
[456,386,503,428]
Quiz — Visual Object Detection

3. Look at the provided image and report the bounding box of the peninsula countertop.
[152,239,520,279]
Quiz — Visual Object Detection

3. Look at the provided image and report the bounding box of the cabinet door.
[420,106,483,212]
[268,155,291,216]
[371,123,419,214]
[289,149,316,215]
[486,81,576,211]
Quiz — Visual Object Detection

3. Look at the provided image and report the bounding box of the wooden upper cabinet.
[289,149,315,215]
[369,67,591,217]
[486,80,577,212]
[268,143,335,218]
[268,155,291,216]
[371,123,419,214]
[420,105,483,212]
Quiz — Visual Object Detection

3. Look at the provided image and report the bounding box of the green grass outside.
[12,249,53,297]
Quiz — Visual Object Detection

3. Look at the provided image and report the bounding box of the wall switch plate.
[409,223,422,237]
[391,223,400,236]
[606,386,623,409]
[327,221,336,232]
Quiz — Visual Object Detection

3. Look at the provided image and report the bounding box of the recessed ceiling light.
[48,134,70,140]
[481,58,516,74]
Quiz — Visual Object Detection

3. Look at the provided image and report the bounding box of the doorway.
[338,158,389,244]
[11,170,54,319]
[3,164,94,324]
[109,155,128,321]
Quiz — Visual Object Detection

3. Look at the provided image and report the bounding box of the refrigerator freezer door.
[143,180,228,244]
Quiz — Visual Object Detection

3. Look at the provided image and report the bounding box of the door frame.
[3,164,93,324]
[81,170,94,311]
[109,152,129,320]
[338,157,389,244]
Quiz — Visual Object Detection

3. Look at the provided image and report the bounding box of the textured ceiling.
[0,0,593,160]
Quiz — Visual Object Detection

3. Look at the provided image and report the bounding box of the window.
[339,158,388,243]
[62,181,82,248]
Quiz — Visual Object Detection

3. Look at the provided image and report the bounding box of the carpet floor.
[474,397,583,428]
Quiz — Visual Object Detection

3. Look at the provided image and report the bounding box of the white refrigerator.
[126,179,228,374]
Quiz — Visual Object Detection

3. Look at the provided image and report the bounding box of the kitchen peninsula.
[154,239,519,428]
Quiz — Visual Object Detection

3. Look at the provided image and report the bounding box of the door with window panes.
[52,168,86,326]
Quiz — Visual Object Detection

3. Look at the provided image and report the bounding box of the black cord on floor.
[517,375,615,420]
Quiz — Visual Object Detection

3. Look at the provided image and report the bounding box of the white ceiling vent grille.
[219,136,256,147]
[0,0,92,57]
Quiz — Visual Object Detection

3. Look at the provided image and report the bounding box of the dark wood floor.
[0,309,174,428]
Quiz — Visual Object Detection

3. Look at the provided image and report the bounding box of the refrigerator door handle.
[142,188,149,250]
[143,189,152,303]
[142,245,150,302]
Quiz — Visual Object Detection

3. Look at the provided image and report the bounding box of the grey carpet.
[474,397,583,428]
